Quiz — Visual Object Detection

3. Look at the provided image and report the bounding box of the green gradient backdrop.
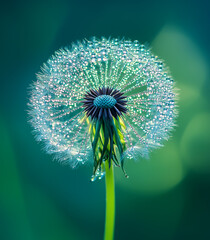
[1,0,210,239]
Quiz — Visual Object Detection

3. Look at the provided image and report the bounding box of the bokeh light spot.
[152,25,208,89]
[116,142,184,195]
[181,113,210,173]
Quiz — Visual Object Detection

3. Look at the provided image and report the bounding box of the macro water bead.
[29,38,177,179]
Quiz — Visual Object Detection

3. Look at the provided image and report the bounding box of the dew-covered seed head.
[28,37,178,179]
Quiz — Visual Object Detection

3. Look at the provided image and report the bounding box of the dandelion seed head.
[28,37,177,173]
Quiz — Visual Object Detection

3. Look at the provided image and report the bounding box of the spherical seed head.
[28,37,178,171]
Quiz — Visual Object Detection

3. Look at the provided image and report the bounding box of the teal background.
[1,0,210,239]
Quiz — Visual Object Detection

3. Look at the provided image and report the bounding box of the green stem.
[104,160,115,240]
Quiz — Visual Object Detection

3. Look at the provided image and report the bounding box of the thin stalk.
[104,160,115,240]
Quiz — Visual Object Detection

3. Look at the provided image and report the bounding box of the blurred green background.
[1,0,210,239]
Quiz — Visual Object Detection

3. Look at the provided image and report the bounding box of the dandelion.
[29,37,177,240]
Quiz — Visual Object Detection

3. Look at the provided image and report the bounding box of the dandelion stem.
[104,160,115,240]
